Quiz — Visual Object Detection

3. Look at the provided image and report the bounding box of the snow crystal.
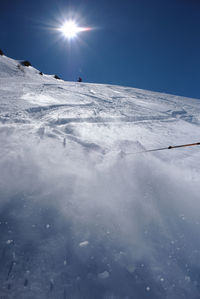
[185,276,191,282]
[79,241,89,247]
[98,271,110,279]
[6,240,13,245]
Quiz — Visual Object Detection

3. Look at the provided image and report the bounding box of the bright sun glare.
[61,21,79,39]
[59,20,91,40]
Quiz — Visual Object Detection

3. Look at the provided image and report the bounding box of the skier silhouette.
[77,77,82,82]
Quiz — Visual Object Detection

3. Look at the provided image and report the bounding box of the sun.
[59,20,92,40]
[60,20,80,39]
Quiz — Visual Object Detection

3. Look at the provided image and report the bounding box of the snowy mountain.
[0,54,200,299]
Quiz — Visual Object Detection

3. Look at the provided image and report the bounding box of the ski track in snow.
[1,55,200,299]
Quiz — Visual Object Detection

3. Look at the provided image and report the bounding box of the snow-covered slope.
[0,54,200,299]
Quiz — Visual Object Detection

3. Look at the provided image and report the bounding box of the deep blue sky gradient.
[1,0,200,98]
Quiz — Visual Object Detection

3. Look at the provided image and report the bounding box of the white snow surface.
[0,55,200,298]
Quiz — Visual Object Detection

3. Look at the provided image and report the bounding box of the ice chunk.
[79,241,89,247]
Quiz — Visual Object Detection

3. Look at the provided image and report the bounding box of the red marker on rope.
[125,142,200,156]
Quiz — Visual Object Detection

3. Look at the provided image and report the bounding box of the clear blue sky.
[1,0,200,99]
